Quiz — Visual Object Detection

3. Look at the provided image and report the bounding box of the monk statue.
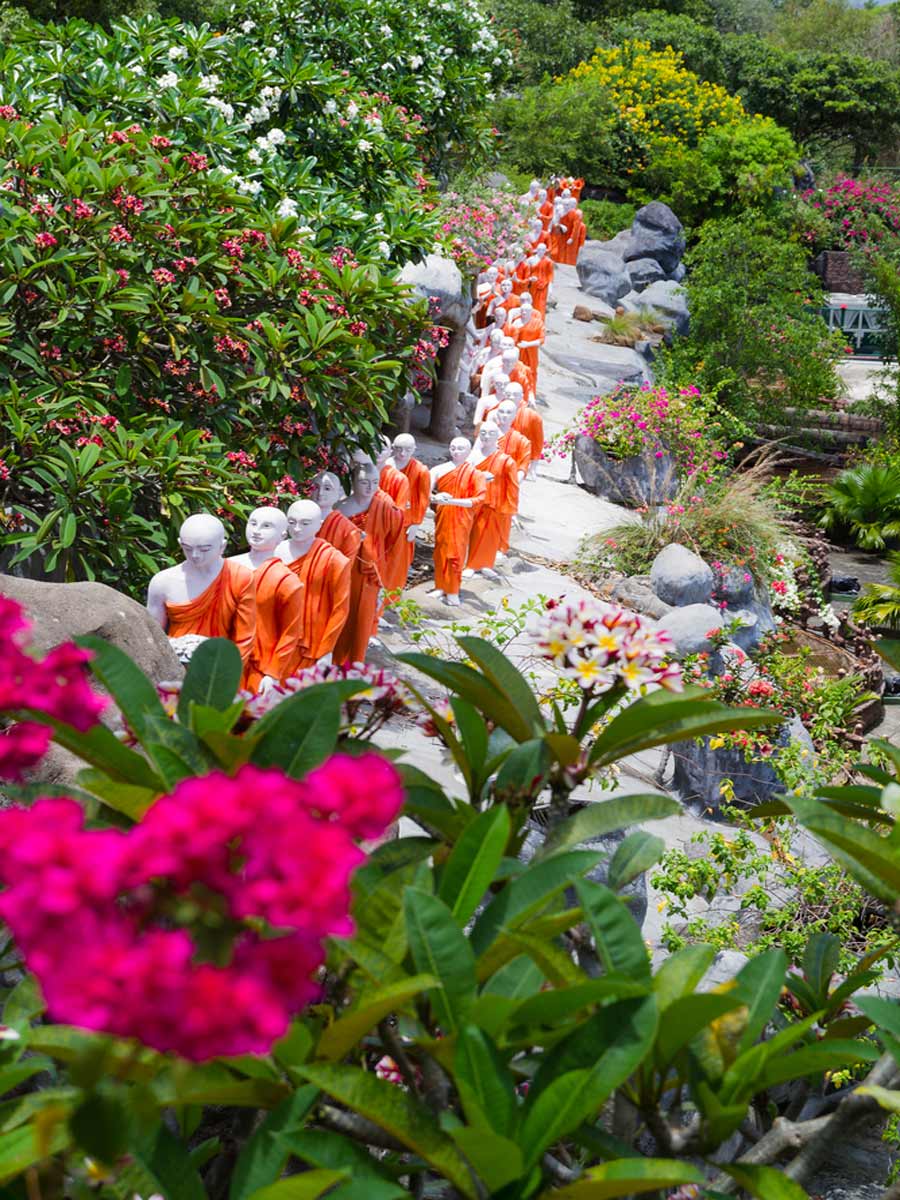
[428,436,487,607]
[495,398,531,483]
[519,179,541,207]
[560,197,586,266]
[276,500,351,669]
[506,379,544,481]
[524,216,546,255]
[488,276,518,323]
[147,512,255,665]
[474,264,500,328]
[390,433,431,575]
[525,243,554,317]
[508,292,545,387]
[474,371,508,429]
[497,343,535,404]
[229,506,303,693]
[469,326,505,395]
[478,333,516,401]
[373,436,412,594]
[464,422,520,578]
[334,463,404,656]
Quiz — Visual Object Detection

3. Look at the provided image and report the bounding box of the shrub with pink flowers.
[434,186,533,278]
[798,174,900,254]
[550,383,731,483]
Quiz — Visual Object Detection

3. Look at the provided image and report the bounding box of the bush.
[0,109,432,587]
[796,175,900,255]
[822,462,900,551]
[660,212,846,423]
[489,0,603,87]
[580,197,637,239]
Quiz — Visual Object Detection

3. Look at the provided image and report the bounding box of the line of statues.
[146,178,581,690]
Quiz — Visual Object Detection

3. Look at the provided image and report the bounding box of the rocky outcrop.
[626,256,666,293]
[575,436,680,506]
[655,603,723,657]
[0,574,181,682]
[650,545,714,607]
[575,246,632,305]
[625,202,686,275]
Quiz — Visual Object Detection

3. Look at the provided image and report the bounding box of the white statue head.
[449,436,472,465]
[520,291,534,310]
[488,328,505,350]
[286,499,324,543]
[352,462,380,502]
[499,277,513,297]
[392,433,416,469]
[179,513,226,569]
[312,471,344,511]
[493,372,510,398]
[533,242,547,259]
[485,265,499,284]
[373,435,392,471]
[479,422,500,455]
[501,347,519,372]
[496,399,517,433]
[246,506,287,554]
[529,179,540,196]
[506,381,525,407]
[537,188,547,203]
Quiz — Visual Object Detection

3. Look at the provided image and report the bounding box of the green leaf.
[718,1163,811,1200]
[652,945,716,1013]
[734,949,788,1052]
[608,832,664,891]
[69,1089,130,1164]
[802,933,841,1006]
[783,795,900,902]
[454,636,545,734]
[470,850,601,956]
[178,637,243,724]
[656,994,747,1068]
[3,975,45,1030]
[246,1171,348,1200]
[404,889,476,1032]
[250,685,344,776]
[396,651,537,742]
[0,1120,70,1184]
[75,634,168,740]
[129,1124,207,1200]
[451,697,489,779]
[542,794,678,857]
[450,1126,524,1193]
[229,1087,319,1200]
[438,805,510,924]
[539,1159,705,1199]
[759,1040,879,1089]
[575,880,651,983]
[298,1064,477,1198]
[453,1025,518,1137]
[59,512,77,548]
[493,738,551,801]
[510,977,649,1028]
[316,975,437,1062]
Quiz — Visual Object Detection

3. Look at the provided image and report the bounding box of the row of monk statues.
[147,178,579,688]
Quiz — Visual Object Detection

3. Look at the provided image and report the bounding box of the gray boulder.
[576,245,632,305]
[671,263,686,283]
[0,574,181,683]
[575,436,679,507]
[650,544,714,607]
[592,229,635,259]
[636,280,689,337]
[398,252,469,330]
[625,202,685,275]
[716,565,756,608]
[626,257,666,293]
[611,575,672,620]
[654,603,723,657]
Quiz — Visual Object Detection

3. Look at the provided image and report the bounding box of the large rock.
[650,544,714,607]
[625,202,685,275]
[575,436,679,507]
[634,279,689,337]
[0,574,182,683]
[673,717,815,817]
[654,603,723,657]
[575,245,632,305]
[626,257,666,293]
[611,575,672,620]
[398,252,469,330]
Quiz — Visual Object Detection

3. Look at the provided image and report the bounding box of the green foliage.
[660,212,845,423]
[823,463,900,552]
[853,554,900,630]
[489,0,603,87]
[579,198,637,240]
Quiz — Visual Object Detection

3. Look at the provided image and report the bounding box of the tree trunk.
[428,326,466,443]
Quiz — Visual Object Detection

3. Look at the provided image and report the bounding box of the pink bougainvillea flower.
[0,756,403,1060]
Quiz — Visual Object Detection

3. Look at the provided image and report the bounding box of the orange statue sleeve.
[229,565,256,665]
[273,575,304,680]
[321,554,352,657]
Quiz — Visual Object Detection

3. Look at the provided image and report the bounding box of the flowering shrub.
[0,756,402,1059]
[0,109,433,585]
[550,383,730,483]
[243,660,411,738]
[0,596,105,779]
[798,174,900,254]
[434,185,533,277]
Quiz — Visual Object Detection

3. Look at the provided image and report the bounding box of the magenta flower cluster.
[801,174,900,250]
[435,191,532,278]
[0,596,106,780]
[549,383,726,483]
[0,755,403,1060]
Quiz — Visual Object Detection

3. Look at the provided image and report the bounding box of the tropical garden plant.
[822,462,900,552]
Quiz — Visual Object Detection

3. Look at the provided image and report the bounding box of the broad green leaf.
[511,976,649,1027]
[784,795,900,902]
[3,974,45,1029]
[75,634,167,739]
[298,1064,477,1198]
[178,637,243,724]
[453,1025,518,1136]
[396,651,537,742]
[439,805,510,924]
[656,994,747,1068]
[76,768,158,820]
[454,636,545,734]
[718,1163,811,1200]
[316,975,437,1062]
[470,850,601,956]
[229,1087,319,1200]
[0,1120,70,1184]
[858,994,900,1044]
[327,1183,406,1200]
[493,738,551,801]
[608,831,664,891]
[759,1039,879,1089]
[858,1084,900,1112]
[450,1126,524,1193]
[404,889,476,1032]
[33,710,164,790]
[539,1159,705,1199]
[575,880,651,983]
[250,688,342,777]
[734,949,788,1052]
[246,1171,348,1200]
[652,945,715,1013]
[129,1124,207,1200]
[542,794,678,857]
[399,765,468,840]
[450,697,489,779]
[60,512,77,548]
[69,1089,130,1164]
[802,933,841,1006]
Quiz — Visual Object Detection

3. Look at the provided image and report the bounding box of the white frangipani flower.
[276,196,298,219]
[157,71,179,88]
[198,73,220,92]
[167,45,187,60]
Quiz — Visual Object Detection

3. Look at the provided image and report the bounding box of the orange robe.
[165,560,255,665]
[284,538,351,669]
[496,357,535,405]
[498,428,531,552]
[467,451,520,571]
[560,210,586,266]
[334,491,404,646]
[571,178,585,201]
[379,464,412,592]
[325,511,381,667]
[243,557,304,691]
[433,463,487,594]
[319,509,361,561]
[513,401,545,466]
[401,458,432,572]
[513,312,545,385]
[512,260,530,296]
[527,255,555,317]
[539,200,554,230]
